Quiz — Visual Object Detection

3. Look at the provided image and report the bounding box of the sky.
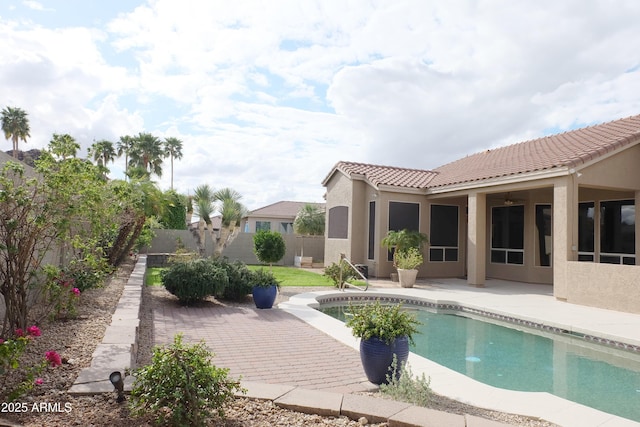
[2,1,640,211]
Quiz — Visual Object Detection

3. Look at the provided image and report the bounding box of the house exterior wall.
[324,172,355,265]
[244,216,295,233]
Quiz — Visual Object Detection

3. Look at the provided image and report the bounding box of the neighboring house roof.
[0,150,38,177]
[245,201,325,219]
[322,161,438,189]
[325,114,640,192]
[429,114,640,188]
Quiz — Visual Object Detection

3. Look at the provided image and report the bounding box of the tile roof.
[429,114,640,188]
[327,161,438,189]
[247,201,325,218]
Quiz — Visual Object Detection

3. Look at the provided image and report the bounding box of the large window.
[255,221,271,232]
[328,206,349,239]
[491,205,524,265]
[429,205,458,262]
[600,199,635,265]
[279,222,294,234]
[578,202,595,262]
[387,201,420,261]
[535,204,551,267]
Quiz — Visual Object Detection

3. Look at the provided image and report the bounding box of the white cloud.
[2,0,640,209]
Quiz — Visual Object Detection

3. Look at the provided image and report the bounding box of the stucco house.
[322,114,640,314]
[241,200,325,234]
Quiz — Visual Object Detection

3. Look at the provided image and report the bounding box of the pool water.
[320,305,640,422]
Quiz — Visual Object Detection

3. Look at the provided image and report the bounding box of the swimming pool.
[320,303,640,422]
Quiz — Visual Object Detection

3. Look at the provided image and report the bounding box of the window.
[600,200,635,265]
[430,205,459,262]
[491,205,524,265]
[388,202,420,261]
[535,205,551,267]
[578,202,595,262]
[368,201,375,260]
[279,222,294,234]
[328,206,348,239]
[255,221,271,232]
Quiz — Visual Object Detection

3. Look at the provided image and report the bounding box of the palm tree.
[129,132,164,178]
[116,135,135,180]
[213,187,246,256]
[192,184,216,255]
[1,106,31,159]
[164,137,183,190]
[293,203,325,258]
[49,133,80,160]
[88,139,116,177]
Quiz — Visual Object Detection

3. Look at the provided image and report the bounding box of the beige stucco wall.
[324,172,354,266]
[579,145,640,190]
[566,261,640,314]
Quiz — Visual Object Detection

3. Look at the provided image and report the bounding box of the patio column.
[553,177,578,300]
[467,192,486,287]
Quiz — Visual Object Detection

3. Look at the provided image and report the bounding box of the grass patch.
[146,267,165,286]
[248,265,333,287]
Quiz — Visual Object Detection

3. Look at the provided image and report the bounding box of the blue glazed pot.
[360,336,410,385]
[252,285,278,309]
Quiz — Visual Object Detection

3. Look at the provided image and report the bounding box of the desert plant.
[346,300,421,345]
[161,259,228,305]
[249,268,280,290]
[213,258,254,300]
[395,247,424,270]
[380,355,432,407]
[253,230,286,267]
[323,260,358,287]
[381,229,428,267]
[129,334,244,426]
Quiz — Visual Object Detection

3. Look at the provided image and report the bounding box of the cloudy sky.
[2,1,640,210]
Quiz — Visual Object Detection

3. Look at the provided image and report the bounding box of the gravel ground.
[1,259,557,427]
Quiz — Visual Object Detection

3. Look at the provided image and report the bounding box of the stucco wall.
[566,261,640,314]
[324,172,354,266]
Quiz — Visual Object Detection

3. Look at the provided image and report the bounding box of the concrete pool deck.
[279,277,640,427]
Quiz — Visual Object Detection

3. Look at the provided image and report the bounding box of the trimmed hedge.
[161,259,228,305]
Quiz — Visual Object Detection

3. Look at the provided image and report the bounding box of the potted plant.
[395,247,423,288]
[381,229,428,288]
[250,268,280,309]
[346,300,420,385]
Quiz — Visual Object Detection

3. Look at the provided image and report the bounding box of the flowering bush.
[42,265,81,319]
[0,327,63,401]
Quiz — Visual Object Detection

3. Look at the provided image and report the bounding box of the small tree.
[381,229,428,267]
[253,230,285,268]
[293,203,325,258]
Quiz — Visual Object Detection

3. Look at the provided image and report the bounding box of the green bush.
[253,230,285,266]
[161,259,228,305]
[380,355,432,407]
[213,258,254,301]
[323,260,358,287]
[346,300,421,345]
[130,334,245,426]
[249,267,280,289]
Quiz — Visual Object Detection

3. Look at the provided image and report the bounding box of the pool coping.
[279,289,640,427]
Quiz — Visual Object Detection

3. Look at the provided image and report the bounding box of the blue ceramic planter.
[252,285,278,309]
[360,336,409,385]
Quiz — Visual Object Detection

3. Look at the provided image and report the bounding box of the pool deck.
[279,277,640,427]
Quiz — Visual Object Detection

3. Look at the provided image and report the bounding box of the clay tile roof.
[429,114,640,188]
[329,161,438,189]
[248,201,325,218]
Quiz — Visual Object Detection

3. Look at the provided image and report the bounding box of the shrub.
[213,258,254,301]
[129,334,245,426]
[249,268,280,289]
[395,247,424,270]
[161,259,228,305]
[346,300,421,345]
[253,230,285,266]
[380,355,432,407]
[323,260,358,287]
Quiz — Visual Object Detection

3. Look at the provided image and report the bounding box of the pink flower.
[45,350,62,367]
[27,325,41,337]
[34,378,43,385]
[15,328,24,337]
[0,338,4,344]
[72,288,80,296]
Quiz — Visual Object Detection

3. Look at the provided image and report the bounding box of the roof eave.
[426,167,571,194]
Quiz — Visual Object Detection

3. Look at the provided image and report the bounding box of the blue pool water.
[320,305,640,422]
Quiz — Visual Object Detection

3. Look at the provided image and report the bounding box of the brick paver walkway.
[153,297,376,394]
